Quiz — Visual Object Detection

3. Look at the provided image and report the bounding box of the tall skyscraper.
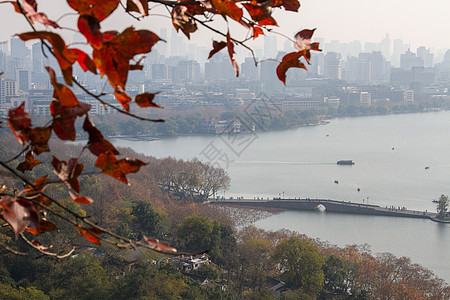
[264,35,277,59]
[32,42,43,73]
[392,39,409,67]
[417,46,434,68]
[379,34,391,60]
[324,52,343,80]
[158,28,168,57]
[10,38,29,60]
[169,29,186,57]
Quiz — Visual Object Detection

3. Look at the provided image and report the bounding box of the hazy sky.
[1,0,450,51]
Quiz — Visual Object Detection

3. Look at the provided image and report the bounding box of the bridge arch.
[316,204,326,211]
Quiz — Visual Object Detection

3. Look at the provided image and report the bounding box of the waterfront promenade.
[211,198,437,220]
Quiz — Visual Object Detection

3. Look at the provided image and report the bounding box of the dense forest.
[1,131,449,299]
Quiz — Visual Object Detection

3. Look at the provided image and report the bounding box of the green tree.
[0,283,49,300]
[192,262,221,280]
[321,255,351,296]
[131,200,170,239]
[273,237,325,296]
[436,194,449,217]
[176,214,221,255]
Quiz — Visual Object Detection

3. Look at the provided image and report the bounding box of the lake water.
[113,111,450,283]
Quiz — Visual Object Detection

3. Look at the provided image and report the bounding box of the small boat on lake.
[337,160,355,165]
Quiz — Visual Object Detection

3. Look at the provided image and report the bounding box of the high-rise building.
[32,42,43,73]
[400,49,424,70]
[350,40,363,57]
[392,39,409,67]
[170,29,185,57]
[357,53,371,83]
[417,46,434,68]
[205,52,234,81]
[151,64,167,80]
[379,33,391,60]
[0,51,5,73]
[310,52,324,76]
[345,56,359,82]
[241,57,259,80]
[264,35,277,59]
[0,78,17,104]
[10,38,29,60]
[171,60,201,83]
[370,51,386,82]
[158,28,168,56]
[18,69,29,92]
[324,52,343,80]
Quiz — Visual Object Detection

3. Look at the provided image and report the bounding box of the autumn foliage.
[0,0,320,256]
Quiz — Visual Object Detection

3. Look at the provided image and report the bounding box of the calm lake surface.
[113,111,450,283]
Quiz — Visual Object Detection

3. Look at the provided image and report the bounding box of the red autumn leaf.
[103,30,118,42]
[82,116,119,157]
[74,225,101,245]
[45,66,79,107]
[77,15,103,50]
[33,175,48,189]
[38,219,58,233]
[310,42,321,51]
[126,0,148,16]
[0,196,38,237]
[25,228,38,236]
[135,92,162,108]
[253,26,264,39]
[93,27,161,90]
[67,0,120,22]
[23,175,52,210]
[276,50,307,85]
[51,156,84,193]
[210,0,243,23]
[50,101,90,141]
[178,0,206,15]
[242,3,277,26]
[18,32,77,85]
[226,31,239,77]
[141,235,177,253]
[172,5,197,39]
[24,174,47,195]
[28,126,52,155]
[71,48,97,74]
[10,0,60,28]
[272,0,300,12]
[69,191,93,204]
[17,150,41,173]
[95,152,147,184]
[114,86,132,112]
[208,40,227,59]
[8,102,31,144]
[294,28,320,52]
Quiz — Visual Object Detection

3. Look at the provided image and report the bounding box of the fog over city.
[1,0,450,51]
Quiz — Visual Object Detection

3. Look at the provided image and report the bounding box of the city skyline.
[1,1,450,52]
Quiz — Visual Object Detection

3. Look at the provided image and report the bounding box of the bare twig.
[20,233,76,259]
[0,241,28,256]
[4,146,29,164]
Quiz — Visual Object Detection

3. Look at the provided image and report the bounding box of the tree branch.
[19,233,76,259]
